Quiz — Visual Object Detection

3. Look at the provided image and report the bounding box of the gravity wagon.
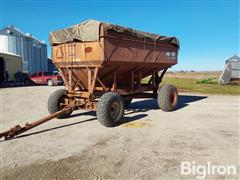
[48,19,180,127]
[0,19,180,140]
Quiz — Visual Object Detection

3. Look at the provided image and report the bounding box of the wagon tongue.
[0,106,73,140]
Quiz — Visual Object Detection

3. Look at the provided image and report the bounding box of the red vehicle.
[29,71,63,86]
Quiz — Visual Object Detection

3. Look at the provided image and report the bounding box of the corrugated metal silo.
[0,26,48,74]
[219,54,240,84]
[225,55,240,79]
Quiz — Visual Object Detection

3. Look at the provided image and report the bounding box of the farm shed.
[218,55,240,85]
[0,26,49,83]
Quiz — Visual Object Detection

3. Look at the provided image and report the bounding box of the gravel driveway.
[0,86,239,179]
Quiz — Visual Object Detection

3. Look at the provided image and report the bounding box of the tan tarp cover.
[49,19,179,47]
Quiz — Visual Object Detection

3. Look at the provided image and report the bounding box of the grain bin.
[0,26,48,75]
[219,54,240,84]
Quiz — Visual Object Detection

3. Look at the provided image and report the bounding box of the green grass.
[143,77,240,95]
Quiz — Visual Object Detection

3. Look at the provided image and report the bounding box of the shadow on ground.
[129,95,207,111]
[14,116,97,140]
[4,95,207,140]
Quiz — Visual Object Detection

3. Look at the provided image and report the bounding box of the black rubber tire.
[123,97,133,108]
[97,92,124,127]
[47,89,72,119]
[157,84,178,111]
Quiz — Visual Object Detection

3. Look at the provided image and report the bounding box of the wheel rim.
[58,95,73,115]
[170,91,177,106]
[109,101,121,120]
[57,95,67,110]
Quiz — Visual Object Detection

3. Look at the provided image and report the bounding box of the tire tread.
[157,84,178,111]
[47,89,71,119]
[97,92,124,127]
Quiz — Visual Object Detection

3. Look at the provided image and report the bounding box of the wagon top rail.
[49,19,179,47]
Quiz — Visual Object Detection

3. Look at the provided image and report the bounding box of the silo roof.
[0,26,46,45]
[0,26,26,37]
[226,54,240,63]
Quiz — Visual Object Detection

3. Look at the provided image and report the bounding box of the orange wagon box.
[49,19,180,127]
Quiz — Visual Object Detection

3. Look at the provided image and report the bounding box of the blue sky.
[0,0,239,71]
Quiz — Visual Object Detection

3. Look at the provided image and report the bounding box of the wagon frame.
[58,64,168,111]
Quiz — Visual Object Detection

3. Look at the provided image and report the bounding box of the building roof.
[0,25,46,45]
[226,54,240,62]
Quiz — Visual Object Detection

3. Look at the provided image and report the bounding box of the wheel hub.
[170,91,177,105]
[109,101,120,120]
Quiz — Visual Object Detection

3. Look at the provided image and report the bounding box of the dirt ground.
[0,86,239,179]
